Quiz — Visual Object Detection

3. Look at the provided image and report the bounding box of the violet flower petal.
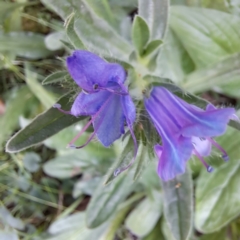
[71,90,111,116]
[154,88,235,137]
[93,94,125,147]
[66,50,126,92]
[145,98,193,181]
[191,137,212,157]
[121,95,136,126]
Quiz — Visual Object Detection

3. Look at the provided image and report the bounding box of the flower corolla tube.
[53,50,137,166]
[144,87,236,181]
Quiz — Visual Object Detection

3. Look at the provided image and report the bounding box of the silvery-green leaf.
[6,93,85,153]
[0,206,25,230]
[65,12,85,50]
[42,71,69,85]
[183,52,240,97]
[73,176,101,198]
[45,31,65,51]
[25,63,56,109]
[40,0,74,19]
[126,190,162,237]
[195,116,240,233]
[131,15,150,55]
[138,0,169,40]
[43,154,89,179]
[0,32,52,59]
[74,14,133,62]
[0,232,18,240]
[0,87,38,150]
[86,173,134,228]
[199,228,226,240]
[162,169,193,240]
[170,6,240,68]
[23,152,41,173]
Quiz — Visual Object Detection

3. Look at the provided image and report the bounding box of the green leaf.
[199,228,226,240]
[0,206,25,230]
[161,169,193,240]
[195,119,240,233]
[42,71,69,85]
[196,160,240,233]
[0,87,38,150]
[170,6,240,68]
[0,32,52,59]
[132,15,150,55]
[99,198,135,240]
[183,53,240,96]
[154,30,194,83]
[133,143,150,181]
[138,0,169,40]
[104,136,137,184]
[73,177,100,198]
[6,93,85,153]
[43,154,90,179]
[86,173,134,228]
[2,2,22,32]
[0,232,18,240]
[125,190,162,237]
[40,0,73,19]
[23,152,41,173]
[143,39,163,57]
[82,0,117,29]
[65,12,85,50]
[74,14,133,62]
[24,63,56,109]
[45,31,64,51]
[48,212,85,235]
[142,219,165,240]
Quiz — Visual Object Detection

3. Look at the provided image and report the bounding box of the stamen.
[53,103,71,115]
[70,131,97,149]
[206,138,229,161]
[193,149,214,173]
[114,168,121,177]
[67,95,113,147]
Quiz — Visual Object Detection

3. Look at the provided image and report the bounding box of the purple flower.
[54,50,137,156]
[144,87,236,181]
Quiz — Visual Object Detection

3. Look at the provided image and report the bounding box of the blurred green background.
[1,0,240,239]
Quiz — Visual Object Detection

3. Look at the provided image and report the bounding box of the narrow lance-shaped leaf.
[104,136,134,184]
[65,12,86,50]
[0,31,52,59]
[138,0,169,40]
[161,169,193,240]
[143,39,163,57]
[125,190,162,237]
[196,160,240,233]
[195,115,240,233]
[40,0,73,19]
[74,16,133,62]
[132,15,150,55]
[183,52,240,96]
[0,86,38,150]
[86,173,134,228]
[170,6,240,68]
[6,92,85,153]
[82,0,117,29]
[25,63,56,109]
[42,71,69,85]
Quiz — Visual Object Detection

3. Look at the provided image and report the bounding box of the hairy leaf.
[161,169,193,240]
